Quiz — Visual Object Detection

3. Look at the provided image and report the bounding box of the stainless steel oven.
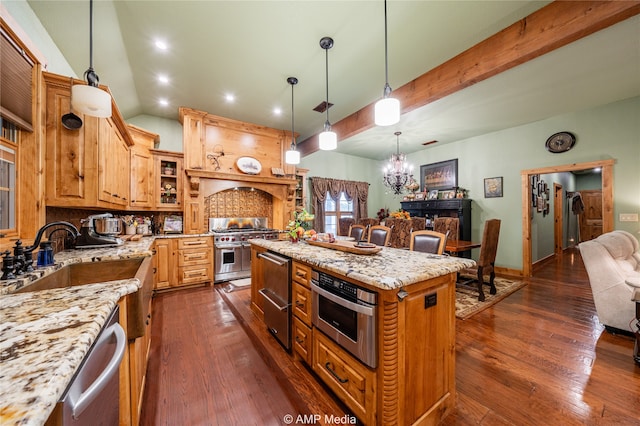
[311,270,377,368]
[210,217,279,283]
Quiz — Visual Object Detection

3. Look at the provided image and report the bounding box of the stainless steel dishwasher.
[51,305,126,425]
[257,251,292,349]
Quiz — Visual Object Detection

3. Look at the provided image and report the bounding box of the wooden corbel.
[189,176,200,197]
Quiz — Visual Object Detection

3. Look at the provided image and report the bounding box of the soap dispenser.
[37,241,54,268]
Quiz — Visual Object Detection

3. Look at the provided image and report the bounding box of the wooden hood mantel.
[185,168,298,200]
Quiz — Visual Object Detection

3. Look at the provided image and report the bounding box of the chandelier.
[383,132,414,195]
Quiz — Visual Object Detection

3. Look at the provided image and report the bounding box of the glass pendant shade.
[285,145,300,165]
[375,96,400,126]
[319,128,337,150]
[71,84,112,118]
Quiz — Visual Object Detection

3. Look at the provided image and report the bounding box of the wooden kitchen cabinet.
[291,261,312,364]
[129,125,158,209]
[177,236,213,287]
[292,316,313,365]
[98,118,129,206]
[153,238,177,290]
[127,256,154,426]
[151,150,183,211]
[43,72,133,209]
[313,330,377,425]
[250,245,267,316]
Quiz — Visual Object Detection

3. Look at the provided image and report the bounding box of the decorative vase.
[289,236,298,243]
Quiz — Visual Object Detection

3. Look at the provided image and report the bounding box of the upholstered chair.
[348,224,367,242]
[368,225,391,247]
[339,218,355,236]
[434,217,459,241]
[579,230,640,333]
[459,219,501,301]
[410,230,447,255]
[358,218,380,228]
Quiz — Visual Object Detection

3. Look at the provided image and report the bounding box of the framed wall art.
[484,176,503,198]
[420,159,458,191]
[439,189,455,199]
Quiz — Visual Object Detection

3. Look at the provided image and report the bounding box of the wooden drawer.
[292,281,312,327]
[178,263,212,285]
[292,316,312,365]
[178,247,212,267]
[178,236,212,250]
[313,330,376,425]
[292,261,312,287]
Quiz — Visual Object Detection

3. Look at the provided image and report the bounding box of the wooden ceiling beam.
[298,1,640,157]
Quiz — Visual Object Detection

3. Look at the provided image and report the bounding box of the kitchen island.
[250,239,475,426]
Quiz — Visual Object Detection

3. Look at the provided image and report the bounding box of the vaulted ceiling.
[27,1,640,160]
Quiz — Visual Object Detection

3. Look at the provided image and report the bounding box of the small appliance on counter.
[75,213,124,248]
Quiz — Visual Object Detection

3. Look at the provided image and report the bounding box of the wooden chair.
[409,230,447,255]
[459,219,501,301]
[348,224,367,242]
[368,225,391,247]
[434,217,459,241]
[339,218,355,236]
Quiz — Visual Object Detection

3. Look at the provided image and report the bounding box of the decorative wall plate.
[236,157,262,174]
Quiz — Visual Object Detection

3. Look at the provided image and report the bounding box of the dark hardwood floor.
[140,249,639,425]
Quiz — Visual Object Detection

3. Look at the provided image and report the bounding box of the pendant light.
[374,0,400,126]
[318,36,337,151]
[71,0,112,118]
[285,77,300,165]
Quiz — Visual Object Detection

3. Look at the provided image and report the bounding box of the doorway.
[521,159,614,277]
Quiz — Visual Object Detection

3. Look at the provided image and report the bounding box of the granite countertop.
[250,239,476,290]
[0,238,156,426]
[1,237,155,295]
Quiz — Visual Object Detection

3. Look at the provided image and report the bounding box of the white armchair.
[579,230,640,333]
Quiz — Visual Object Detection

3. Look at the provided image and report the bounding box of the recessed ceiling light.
[159,98,169,107]
[273,107,282,115]
[158,74,169,84]
[225,93,235,102]
[155,40,168,51]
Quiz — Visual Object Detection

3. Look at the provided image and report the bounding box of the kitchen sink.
[17,257,153,339]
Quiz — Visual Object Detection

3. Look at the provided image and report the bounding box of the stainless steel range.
[210,217,280,283]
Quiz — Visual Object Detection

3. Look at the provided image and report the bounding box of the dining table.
[445,239,482,254]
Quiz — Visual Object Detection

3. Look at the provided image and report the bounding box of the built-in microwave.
[311,270,377,368]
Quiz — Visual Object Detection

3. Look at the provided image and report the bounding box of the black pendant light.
[318,36,337,150]
[71,0,112,118]
[374,0,400,126]
[285,77,300,165]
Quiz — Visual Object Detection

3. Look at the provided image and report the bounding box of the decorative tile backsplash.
[204,188,273,225]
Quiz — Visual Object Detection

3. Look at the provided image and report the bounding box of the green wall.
[302,96,640,271]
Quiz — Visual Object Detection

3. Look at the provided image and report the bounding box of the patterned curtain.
[310,177,369,233]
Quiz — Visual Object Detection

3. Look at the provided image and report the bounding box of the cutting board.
[306,239,382,255]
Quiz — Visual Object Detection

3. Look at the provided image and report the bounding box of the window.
[0,141,16,232]
[324,191,353,234]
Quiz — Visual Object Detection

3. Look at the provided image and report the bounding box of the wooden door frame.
[553,183,563,256]
[521,159,614,277]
